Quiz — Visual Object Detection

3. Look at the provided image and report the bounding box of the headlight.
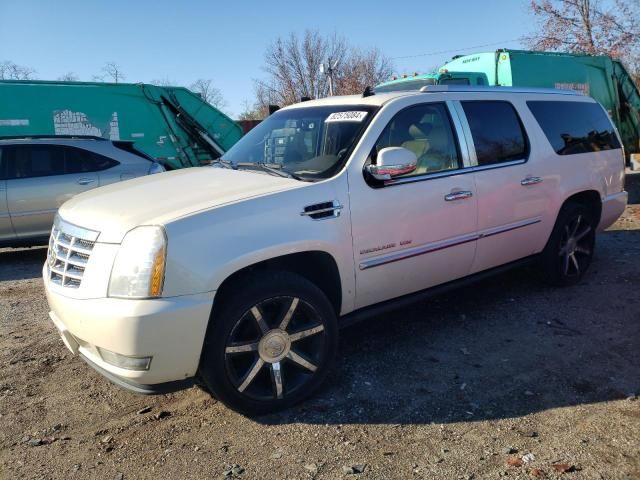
[108,226,167,298]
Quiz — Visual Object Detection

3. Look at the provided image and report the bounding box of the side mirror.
[366,147,417,181]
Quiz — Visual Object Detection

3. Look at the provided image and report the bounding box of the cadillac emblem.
[48,249,56,267]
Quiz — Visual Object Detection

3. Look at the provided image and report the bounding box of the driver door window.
[374,103,462,177]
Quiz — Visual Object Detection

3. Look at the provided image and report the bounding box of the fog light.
[97,347,152,371]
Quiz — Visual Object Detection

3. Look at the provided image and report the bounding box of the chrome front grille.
[47,219,99,289]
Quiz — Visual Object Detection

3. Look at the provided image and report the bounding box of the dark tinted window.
[5,145,118,179]
[65,147,118,173]
[461,101,527,166]
[527,101,621,155]
[7,145,66,179]
[440,77,470,85]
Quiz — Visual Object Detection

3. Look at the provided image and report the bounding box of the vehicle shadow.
[0,247,47,282]
[257,229,640,425]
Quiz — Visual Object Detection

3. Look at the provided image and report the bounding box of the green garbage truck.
[376,49,640,158]
[0,80,243,169]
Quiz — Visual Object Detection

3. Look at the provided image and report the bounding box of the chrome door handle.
[77,178,95,185]
[444,190,473,201]
[520,176,543,186]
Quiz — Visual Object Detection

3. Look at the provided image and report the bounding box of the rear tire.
[540,202,596,287]
[199,271,338,416]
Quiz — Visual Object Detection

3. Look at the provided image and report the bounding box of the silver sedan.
[0,136,164,247]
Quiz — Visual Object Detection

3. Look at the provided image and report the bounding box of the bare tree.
[57,72,79,81]
[526,0,639,62]
[97,62,125,83]
[237,100,265,121]
[255,31,346,108]
[336,47,394,95]
[253,30,393,112]
[0,60,36,80]
[150,77,178,87]
[189,79,227,110]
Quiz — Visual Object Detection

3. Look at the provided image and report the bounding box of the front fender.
[161,175,356,314]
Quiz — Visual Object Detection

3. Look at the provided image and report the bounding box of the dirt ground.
[1,174,639,480]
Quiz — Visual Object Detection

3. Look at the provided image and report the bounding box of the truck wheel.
[199,271,338,416]
[540,201,596,287]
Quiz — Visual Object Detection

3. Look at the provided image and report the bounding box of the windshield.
[222,105,377,181]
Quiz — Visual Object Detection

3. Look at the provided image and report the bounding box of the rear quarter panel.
[518,95,621,238]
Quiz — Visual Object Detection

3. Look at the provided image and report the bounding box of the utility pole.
[320,59,339,96]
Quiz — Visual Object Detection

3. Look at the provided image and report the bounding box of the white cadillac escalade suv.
[44,86,627,415]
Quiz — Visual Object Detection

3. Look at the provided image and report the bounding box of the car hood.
[59,167,302,243]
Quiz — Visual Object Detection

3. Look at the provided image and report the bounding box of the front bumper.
[44,266,215,388]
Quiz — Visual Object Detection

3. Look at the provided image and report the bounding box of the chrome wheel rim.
[558,213,593,278]
[224,296,327,401]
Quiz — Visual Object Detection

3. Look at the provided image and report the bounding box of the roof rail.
[0,135,108,141]
[418,85,583,95]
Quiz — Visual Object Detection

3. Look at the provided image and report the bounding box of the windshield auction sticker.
[325,111,368,123]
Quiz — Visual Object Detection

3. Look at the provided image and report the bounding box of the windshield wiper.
[257,163,295,179]
[241,162,302,180]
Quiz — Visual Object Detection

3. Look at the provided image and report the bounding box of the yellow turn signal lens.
[149,245,166,297]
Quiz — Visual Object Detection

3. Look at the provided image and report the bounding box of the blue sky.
[0,0,533,117]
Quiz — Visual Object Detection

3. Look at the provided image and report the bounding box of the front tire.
[199,271,338,416]
[540,202,596,286]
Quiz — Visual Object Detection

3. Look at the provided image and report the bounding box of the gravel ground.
[1,173,639,480]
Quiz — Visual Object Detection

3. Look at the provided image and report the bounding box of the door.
[456,100,553,274]
[349,102,479,309]
[6,144,99,240]
[0,147,16,243]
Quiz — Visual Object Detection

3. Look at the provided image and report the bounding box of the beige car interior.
[378,106,460,176]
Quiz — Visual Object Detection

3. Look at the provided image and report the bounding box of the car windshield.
[222,105,376,181]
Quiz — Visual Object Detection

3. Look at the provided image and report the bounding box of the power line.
[392,39,521,60]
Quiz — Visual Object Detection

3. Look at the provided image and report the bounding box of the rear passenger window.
[8,145,66,179]
[527,101,621,155]
[461,101,528,166]
[65,147,118,173]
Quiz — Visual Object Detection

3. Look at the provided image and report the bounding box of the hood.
[59,167,301,243]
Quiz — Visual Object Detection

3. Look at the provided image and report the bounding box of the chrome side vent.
[300,200,343,220]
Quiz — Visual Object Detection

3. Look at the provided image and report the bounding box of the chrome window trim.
[383,167,473,186]
[359,216,542,270]
[446,100,473,168]
[451,100,478,167]
[54,215,99,242]
[381,158,527,187]
[470,158,527,172]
